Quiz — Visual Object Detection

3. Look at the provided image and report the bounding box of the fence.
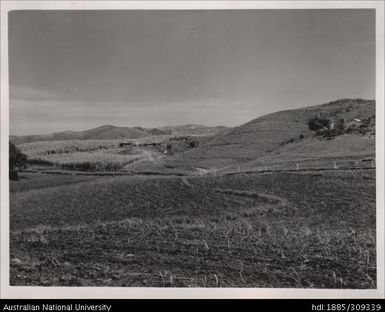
[198,157,376,176]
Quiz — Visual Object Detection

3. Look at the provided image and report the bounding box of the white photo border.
[1,0,384,299]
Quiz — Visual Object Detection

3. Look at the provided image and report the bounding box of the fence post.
[333,161,337,169]
[296,163,299,171]
[237,165,240,173]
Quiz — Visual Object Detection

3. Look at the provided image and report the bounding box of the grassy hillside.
[250,134,374,166]
[166,99,375,169]
[159,124,229,136]
[80,125,149,140]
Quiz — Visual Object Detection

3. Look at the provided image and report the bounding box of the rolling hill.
[10,125,150,145]
[165,99,375,169]
[11,124,229,145]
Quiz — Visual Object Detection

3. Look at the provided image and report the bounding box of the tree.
[324,118,346,138]
[9,142,28,180]
[307,116,331,131]
[334,118,345,133]
[189,140,198,148]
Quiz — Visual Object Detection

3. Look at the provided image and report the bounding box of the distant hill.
[158,124,229,136]
[10,125,150,145]
[10,124,230,145]
[165,99,375,169]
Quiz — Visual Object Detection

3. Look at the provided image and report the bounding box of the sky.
[8,10,375,136]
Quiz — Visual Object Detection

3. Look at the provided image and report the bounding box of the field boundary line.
[224,166,376,176]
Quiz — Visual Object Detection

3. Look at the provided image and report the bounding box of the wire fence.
[199,157,376,176]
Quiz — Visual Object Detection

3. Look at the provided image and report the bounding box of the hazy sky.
[9,10,375,135]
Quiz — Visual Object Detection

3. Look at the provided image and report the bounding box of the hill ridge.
[11,124,230,145]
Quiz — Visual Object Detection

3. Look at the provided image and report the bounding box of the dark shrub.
[189,141,198,148]
[28,159,53,166]
[322,118,346,138]
[9,170,19,180]
[335,118,345,132]
[308,116,331,131]
[9,142,28,180]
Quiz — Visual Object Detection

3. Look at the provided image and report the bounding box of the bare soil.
[10,169,376,288]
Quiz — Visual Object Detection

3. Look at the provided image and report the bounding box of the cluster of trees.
[134,126,171,136]
[307,116,345,137]
[345,116,375,135]
[165,139,198,154]
[9,142,28,180]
